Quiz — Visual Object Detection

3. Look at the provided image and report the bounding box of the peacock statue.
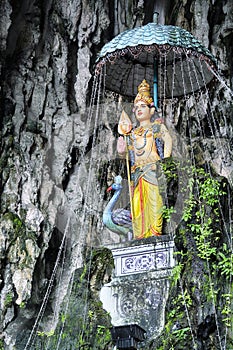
[103,175,132,240]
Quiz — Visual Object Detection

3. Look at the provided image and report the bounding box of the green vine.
[181,168,226,261]
[155,289,193,349]
[154,164,233,350]
[179,166,233,333]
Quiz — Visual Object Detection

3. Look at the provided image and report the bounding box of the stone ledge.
[105,234,175,277]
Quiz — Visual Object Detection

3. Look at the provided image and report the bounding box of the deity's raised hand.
[117,136,126,155]
[118,110,132,135]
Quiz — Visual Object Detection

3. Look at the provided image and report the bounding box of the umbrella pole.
[153,59,158,109]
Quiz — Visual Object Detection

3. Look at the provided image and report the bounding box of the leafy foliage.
[151,164,233,349]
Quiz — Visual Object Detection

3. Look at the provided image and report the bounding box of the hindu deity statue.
[117,79,172,239]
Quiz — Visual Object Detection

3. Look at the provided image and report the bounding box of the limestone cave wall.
[0,0,233,349]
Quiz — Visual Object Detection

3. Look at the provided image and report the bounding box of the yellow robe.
[132,171,163,239]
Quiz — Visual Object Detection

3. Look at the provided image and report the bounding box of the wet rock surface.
[0,0,233,349]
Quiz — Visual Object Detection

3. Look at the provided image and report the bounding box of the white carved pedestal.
[100,235,175,341]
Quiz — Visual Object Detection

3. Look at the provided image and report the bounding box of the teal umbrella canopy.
[95,23,217,99]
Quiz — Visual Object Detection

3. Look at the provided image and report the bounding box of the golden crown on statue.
[134,79,154,106]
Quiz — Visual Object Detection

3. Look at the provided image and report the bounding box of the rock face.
[0,0,233,349]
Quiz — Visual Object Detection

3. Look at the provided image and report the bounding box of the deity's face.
[134,101,154,124]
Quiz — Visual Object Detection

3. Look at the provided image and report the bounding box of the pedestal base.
[100,235,175,341]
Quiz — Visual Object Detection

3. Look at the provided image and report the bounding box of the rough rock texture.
[0,0,233,349]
